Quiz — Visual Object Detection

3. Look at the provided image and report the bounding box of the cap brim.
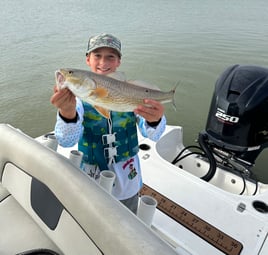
[86,45,122,57]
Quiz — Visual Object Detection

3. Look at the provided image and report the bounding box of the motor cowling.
[203,64,268,164]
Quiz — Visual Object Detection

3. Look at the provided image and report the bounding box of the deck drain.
[139,143,151,150]
[252,200,268,213]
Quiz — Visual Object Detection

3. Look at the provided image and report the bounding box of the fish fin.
[107,71,126,81]
[89,87,109,98]
[94,105,111,119]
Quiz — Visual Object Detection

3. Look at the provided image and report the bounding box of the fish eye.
[68,70,73,74]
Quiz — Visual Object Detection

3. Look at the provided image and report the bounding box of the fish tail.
[171,81,180,111]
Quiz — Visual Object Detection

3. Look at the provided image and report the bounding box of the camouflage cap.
[86,33,122,57]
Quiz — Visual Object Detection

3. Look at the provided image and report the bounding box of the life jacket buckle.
[104,146,118,159]
[102,133,116,145]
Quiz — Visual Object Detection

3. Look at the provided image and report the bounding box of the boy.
[50,33,166,213]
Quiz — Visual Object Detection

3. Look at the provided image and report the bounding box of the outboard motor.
[199,65,268,180]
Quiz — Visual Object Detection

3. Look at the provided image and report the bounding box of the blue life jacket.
[78,102,139,170]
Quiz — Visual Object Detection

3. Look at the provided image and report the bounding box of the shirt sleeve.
[137,115,166,142]
[54,98,84,147]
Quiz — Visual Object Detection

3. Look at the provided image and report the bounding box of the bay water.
[1,0,268,182]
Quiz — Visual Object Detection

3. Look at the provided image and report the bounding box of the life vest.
[78,102,139,170]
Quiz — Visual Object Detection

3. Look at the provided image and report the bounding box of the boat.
[1,64,268,255]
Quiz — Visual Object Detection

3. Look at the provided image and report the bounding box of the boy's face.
[86,47,121,75]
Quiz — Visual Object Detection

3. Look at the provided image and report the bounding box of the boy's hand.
[134,99,164,123]
[50,85,77,119]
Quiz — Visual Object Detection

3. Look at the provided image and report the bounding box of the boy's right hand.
[50,85,77,119]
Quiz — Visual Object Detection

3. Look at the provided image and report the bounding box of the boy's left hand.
[134,99,164,123]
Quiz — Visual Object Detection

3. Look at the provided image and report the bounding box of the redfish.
[55,68,177,118]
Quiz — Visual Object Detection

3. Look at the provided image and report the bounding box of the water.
[1,0,268,182]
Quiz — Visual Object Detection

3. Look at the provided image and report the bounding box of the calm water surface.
[1,0,268,182]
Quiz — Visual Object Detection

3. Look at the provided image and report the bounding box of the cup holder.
[252,200,268,213]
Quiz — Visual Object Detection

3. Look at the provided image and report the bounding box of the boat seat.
[0,162,101,255]
[0,188,61,255]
